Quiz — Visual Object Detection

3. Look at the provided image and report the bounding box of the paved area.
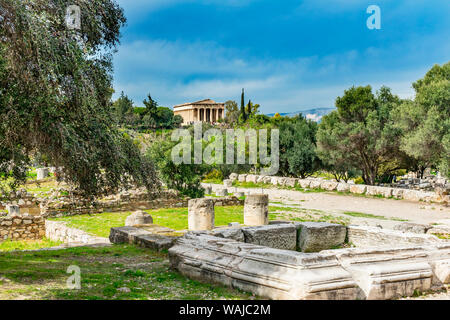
[206,183,450,228]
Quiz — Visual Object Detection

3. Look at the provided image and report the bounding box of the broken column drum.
[244,194,269,226]
[188,198,215,231]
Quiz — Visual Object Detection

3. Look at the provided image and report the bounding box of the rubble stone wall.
[0,215,45,241]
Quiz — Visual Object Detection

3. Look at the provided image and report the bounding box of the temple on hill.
[173,99,225,125]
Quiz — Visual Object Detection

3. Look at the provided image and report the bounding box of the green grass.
[202,178,223,184]
[342,211,408,221]
[0,238,62,252]
[50,206,248,237]
[0,244,254,300]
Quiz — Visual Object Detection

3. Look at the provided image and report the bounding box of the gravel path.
[206,183,450,228]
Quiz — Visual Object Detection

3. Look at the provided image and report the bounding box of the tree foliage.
[0,0,159,197]
[317,86,404,185]
[394,62,450,177]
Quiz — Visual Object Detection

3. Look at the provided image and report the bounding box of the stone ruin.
[109,195,450,300]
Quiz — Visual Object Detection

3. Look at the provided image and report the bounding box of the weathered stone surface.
[403,189,421,202]
[6,205,20,216]
[320,245,450,300]
[234,192,244,198]
[365,186,378,196]
[298,179,311,189]
[285,178,297,188]
[392,188,404,199]
[229,173,238,181]
[203,186,212,195]
[244,194,269,226]
[321,181,338,191]
[376,186,393,198]
[242,224,297,250]
[223,179,233,188]
[295,222,347,252]
[309,180,322,189]
[109,226,176,251]
[271,177,279,185]
[37,168,49,180]
[188,198,215,231]
[125,210,153,227]
[263,176,272,184]
[169,233,361,300]
[349,184,367,194]
[337,183,350,192]
[47,220,109,244]
[212,228,245,242]
[394,222,432,234]
[246,174,258,184]
[347,225,440,247]
[215,189,228,197]
[238,174,247,182]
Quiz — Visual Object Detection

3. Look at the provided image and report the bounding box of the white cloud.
[112,39,424,113]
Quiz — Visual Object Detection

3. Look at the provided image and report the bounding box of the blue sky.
[112,0,450,113]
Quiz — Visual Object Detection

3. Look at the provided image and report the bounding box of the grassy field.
[0,244,254,300]
[0,238,62,252]
[50,206,248,237]
[50,205,352,238]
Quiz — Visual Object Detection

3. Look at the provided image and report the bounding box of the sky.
[112,0,450,114]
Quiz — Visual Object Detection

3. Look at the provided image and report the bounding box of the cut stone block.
[321,181,338,191]
[295,222,347,252]
[203,186,212,194]
[246,174,258,183]
[212,228,244,242]
[223,179,233,188]
[285,178,297,188]
[238,174,247,182]
[242,224,297,250]
[392,188,404,199]
[337,183,350,192]
[349,184,367,194]
[109,226,177,251]
[309,180,322,189]
[215,189,228,197]
[394,222,432,234]
[347,225,440,247]
[298,179,311,188]
[169,233,361,300]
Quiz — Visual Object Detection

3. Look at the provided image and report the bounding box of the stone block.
[349,184,367,194]
[212,228,245,242]
[229,173,238,181]
[223,179,233,188]
[285,178,297,188]
[298,179,311,189]
[37,168,49,180]
[295,222,347,252]
[216,189,228,197]
[242,224,297,250]
[394,222,431,234]
[238,174,247,182]
[246,174,258,184]
[337,183,350,192]
[309,180,322,189]
[125,210,153,227]
[392,188,404,199]
[321,181,338,191]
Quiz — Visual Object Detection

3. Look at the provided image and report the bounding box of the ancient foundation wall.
[0,215,45,241]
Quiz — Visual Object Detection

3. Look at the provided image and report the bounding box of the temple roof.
[173,99,224,108]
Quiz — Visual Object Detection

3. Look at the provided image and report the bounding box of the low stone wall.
[229,173,449,204]
[0,215,45,241]
[45,220,109,244]
[169,233,450,300]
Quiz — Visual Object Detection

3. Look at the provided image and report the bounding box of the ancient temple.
[173,99,225,125]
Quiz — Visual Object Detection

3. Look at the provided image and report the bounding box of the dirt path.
[206,183,450,228]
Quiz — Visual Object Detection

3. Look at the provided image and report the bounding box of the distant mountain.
[266,107,335,122]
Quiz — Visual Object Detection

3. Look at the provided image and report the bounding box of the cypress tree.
[240,88,247,122]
